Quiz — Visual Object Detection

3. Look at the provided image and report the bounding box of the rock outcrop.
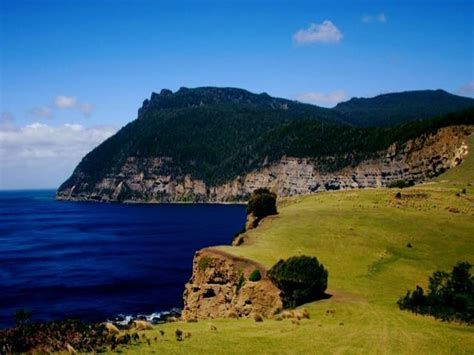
[56,126,472,203]
[181,248,283,320]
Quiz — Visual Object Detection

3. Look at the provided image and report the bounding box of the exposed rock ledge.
[56,126,472,203]
[181,248,283,320]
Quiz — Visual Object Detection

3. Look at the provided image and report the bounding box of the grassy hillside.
[116,135,474,354]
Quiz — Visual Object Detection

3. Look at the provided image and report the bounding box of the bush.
[246,188,277,219]
[236,272,246,293]
[388,180,414,189]
[249,269,262,282]
[268,256,328,307]
[198,256,212,271]
[398,261,473,323]
[0,319,109,353]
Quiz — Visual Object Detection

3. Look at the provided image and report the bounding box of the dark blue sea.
[0,190,246,329]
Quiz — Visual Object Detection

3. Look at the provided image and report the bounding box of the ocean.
[0,190,246,328]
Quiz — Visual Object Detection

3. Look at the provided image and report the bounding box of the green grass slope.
[118,135,474,354]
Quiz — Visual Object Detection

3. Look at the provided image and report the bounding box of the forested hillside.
[58,87,474,193]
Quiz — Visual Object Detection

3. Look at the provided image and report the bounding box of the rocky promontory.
[181,248,283,320]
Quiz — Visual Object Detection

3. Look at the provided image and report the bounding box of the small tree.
[398,261,473,323]
[247,188,277,219]
[268,256,328,307]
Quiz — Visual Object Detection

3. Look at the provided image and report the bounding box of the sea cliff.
[56,126,472,203]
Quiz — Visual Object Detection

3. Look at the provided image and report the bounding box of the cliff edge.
[57,125,472,203]
[181,248,283,320]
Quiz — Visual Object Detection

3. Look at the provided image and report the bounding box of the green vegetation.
[58,87,474,193]
[0,319,109,353]
[248,269,261,282]
[268,256,328,307]
[246,188,277,219]
[198,256,212,271]
[388,180,414,188]
[398,261,473,323]
[236,271,246,293]
[334,89,474,127]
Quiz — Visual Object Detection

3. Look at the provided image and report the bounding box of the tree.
[398,261,473,323]
[246,188,277,219]
[268,256,328,307]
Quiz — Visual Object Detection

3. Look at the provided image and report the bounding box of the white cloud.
[362,13,387,23]
[296,90,348,107]
[458,81,474,96]
[29,95,95,118]
[29,106,54,118]
[293,20,343,44]
[0,122,117,189]
[54,95,78,108]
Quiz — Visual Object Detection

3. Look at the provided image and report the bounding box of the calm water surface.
[0,190,246,328]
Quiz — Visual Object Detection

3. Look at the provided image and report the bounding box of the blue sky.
[0,0,473,189]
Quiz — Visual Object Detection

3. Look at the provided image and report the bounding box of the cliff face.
[181,248,283,320]
[56,126,472,203]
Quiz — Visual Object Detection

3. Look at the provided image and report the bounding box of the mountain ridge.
[334,89,474,126]
[56,87,474,203]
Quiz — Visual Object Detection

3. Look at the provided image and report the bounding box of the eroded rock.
[181,248,283,320]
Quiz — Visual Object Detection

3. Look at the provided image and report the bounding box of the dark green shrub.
[236,271,246,293]
[249,269,262,282]
[388,180,414,189]
[268,256,328,307]
[398,261,473,323]
[198,256,212,271]
[175,329,183,341]
[247,188,277,219]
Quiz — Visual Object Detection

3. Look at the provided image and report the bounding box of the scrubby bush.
[249,269,262,282]
[398,261,473,323]
[198,256,212,271]
[246,188,277,219]
[388,180,414,188]
[0,319,110,353]
[236,271,246,293]
[268,256,328,307]
[175,329,183,341]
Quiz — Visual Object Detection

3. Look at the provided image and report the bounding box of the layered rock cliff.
[56,125,472,203]
[181,248,283,320]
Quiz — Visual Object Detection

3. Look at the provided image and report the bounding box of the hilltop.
[334,89,474,126]
[56,87,474,203]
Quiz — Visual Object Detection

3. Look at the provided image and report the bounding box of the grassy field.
[118,135,474,354]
